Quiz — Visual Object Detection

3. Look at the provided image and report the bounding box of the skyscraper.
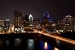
[14,11,22,27]
[4,19,10,34]
[24,14,29,26]
[0,19,5,34]
[0,19,4,27]
[29,14,33,26]
[41,12,53,25]
[42,12,53,22]
[57,20,64,30]
[63,15,75,32]
[14,11,22,32]
[40,12,54,31]
[21,14,29,28]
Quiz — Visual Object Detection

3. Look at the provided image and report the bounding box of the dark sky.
[0,0,75,23]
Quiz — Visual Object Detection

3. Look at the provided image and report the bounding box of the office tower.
[33,19,41,30]
[63,15,75,32]
[29,14,33,26]
[57,20,64,30]
[0,19,5,33]
[5,19,10,27]
[41,12,53,26]
[14,11,22,32]
[21,14,29,31]
[42,12,53,22]
[24,14,29,27]
[0,19,5,26]
[40,12,53,31]
[5,19,10,33]
[14,11,22,27]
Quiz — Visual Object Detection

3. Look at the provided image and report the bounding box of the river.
[0,37,72,50]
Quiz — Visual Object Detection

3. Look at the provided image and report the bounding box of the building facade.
[57,20,64,30]
[14,11,22,27]
[40,12,54,32]
[4,19,10,33]
[29,14,33,26]
[0,19,5,33]
[24,14,29,27]
[63,15,75,32]
[14,11,22,33]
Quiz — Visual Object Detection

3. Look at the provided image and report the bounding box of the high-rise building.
[5,19,10,27]
[29,14,33,26]
[0,19,10,34]
[40,12,54,31]
[33,19,41,30]
[63,15,75,32]
[0,19,5,33]
[41,12,53,26]
[24,14,29,27]
[0,19,5,27]
[57,20,64,30]
[14,11,22,27]
[4,19,10,34]
[14,11,22,32]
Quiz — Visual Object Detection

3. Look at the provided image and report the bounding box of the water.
[0,38,60,50]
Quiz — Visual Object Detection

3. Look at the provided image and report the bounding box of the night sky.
[0,0,75,23]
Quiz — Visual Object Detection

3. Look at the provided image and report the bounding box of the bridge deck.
[33,29,75,45]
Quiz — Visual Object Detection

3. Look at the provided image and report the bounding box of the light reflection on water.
[6,39,9,47]
[0,39,3,47]
[27,39,35,50]
[0,38,60,50]
[44,42,48,50]
[14,38,21,48]
[56,39,60,46]
[54,47,59,50]
[14,38,21,45]
[39,40,53,50]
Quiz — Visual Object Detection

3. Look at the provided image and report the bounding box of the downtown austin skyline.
[0,0,75,23]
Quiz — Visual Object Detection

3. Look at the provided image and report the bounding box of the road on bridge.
[33,29,75,45]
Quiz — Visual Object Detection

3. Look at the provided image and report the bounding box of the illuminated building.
[57,20,64,30]
[23,14,29,27]
[5,19,10,27]
[63,15,75,32]
[29,14,33,26]
[41,12,53,23]
[33,19,41,30]
[0,19,4,26]
[40,12,54,31]
[14,11,22,33]
[14,11,22,27]
[4,19,10,34]
[10,24,14,33]
[21,15,29,32]
[41,12,53,26]
[0,19,5,34]
[0,19,10,34]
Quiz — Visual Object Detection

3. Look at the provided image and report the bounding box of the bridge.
[33,29,75,45]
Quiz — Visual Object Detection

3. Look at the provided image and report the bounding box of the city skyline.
[0,0,75,23]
